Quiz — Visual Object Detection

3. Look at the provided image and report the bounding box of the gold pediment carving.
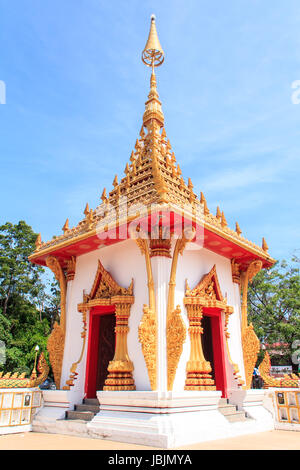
[83,259,133,304]
[185,265,222,301]
[185,265,233,313]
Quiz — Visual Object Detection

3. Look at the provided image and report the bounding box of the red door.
[202,308,228,398]
[85,306,116,398]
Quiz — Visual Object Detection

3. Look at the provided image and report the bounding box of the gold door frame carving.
[184,265,235,391]
[75,259,136,391]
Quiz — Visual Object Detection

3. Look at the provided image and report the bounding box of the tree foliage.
[0,221,59,376]
[0,221,44,315]
[248,256,300,369]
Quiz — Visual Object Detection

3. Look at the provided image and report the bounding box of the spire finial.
[142,17,165,128]
[142,15,164,69]
[62,219,69,233]
[262,237,269,252]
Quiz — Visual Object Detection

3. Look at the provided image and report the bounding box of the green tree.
[0,221,54,375]
[0,221,44,316]
[248,257,300,371]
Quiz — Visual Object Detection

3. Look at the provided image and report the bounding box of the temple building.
[28,16,286,447]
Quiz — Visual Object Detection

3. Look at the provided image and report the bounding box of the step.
[225,411,248,423]
[75,404,100,413]
[66,410,95,422]
[83,398,99,406]
[218,398,229,406]
[57,418,88,425]
[218,405,239,416]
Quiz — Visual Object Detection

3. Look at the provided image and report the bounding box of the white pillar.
[151,256,172,393]
[231,282,246,384]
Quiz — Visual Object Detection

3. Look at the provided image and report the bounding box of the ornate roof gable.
[85,259,133,302]
[185,265,223,301]
[184,265,233,313]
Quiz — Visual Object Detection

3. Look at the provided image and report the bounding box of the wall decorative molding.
[66,256,76,282]
[149,225,172,258]
[46,256,67,389]
[135,237,158,390]
[138,304,157,391]
[240,260,263,389]
[166,305,186,390]
[224,311,244,387]
[231,258,241,285]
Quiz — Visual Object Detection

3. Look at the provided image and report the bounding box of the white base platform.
[33,389,275,448]
[32,389,84,435]
[0,424,32,435]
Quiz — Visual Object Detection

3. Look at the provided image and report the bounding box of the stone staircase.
[64,397,250,424]
[218,398,250,423]
[65,398,100,422]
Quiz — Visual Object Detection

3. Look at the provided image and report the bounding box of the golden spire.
[142,15,165,128]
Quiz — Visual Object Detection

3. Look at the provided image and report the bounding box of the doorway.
[202,310,228,398]
[201,315,215,382]
[85,307,116,398]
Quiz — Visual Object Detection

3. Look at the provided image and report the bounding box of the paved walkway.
[0,430,299,450]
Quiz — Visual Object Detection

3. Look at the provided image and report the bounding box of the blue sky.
[0,0,299,262]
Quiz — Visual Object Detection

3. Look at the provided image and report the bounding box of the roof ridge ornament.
[142,16,165,129]
[142,14,164,69]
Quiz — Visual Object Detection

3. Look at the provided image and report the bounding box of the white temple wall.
[61,238,245,396]
[61,239,150,395]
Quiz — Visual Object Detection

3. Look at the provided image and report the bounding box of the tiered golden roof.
[30,16,275,269]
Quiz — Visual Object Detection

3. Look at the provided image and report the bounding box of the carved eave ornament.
[78,259,134,311]
[185,264,233,314]
[231,259,241,285]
